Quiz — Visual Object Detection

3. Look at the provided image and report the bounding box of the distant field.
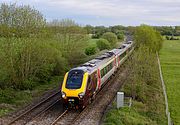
[160,40,180,124]
[87,38,98,47]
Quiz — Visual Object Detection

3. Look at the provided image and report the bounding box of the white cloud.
[1,0,180,25]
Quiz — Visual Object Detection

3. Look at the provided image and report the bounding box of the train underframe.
[62,97,90,110]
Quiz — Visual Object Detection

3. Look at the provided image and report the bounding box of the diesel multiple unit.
[61,41,134,108]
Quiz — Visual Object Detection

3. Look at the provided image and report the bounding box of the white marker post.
[117,92,124,108]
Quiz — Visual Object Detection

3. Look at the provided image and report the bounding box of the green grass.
[104,101,161,125]
[160,40,180,124]
[87,38,98,47]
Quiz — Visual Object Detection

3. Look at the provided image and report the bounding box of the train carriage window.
[100,70,103,77]
[104,68,106,75]
[119,52,126,60]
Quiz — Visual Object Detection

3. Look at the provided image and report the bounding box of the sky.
[1,0,180,26]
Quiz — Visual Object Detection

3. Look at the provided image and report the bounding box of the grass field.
[87,38,98,47]
[160,40,180,124]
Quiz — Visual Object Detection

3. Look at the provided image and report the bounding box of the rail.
[7,90,61,125]
[50,110,68,125]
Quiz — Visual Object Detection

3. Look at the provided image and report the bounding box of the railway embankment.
[102,25,167,125]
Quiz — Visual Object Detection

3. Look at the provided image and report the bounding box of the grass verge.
[159,40,180,124]
[103,47,167,125]
[0,76,63,117]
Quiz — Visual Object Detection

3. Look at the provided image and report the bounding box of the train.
[61,40,134,109]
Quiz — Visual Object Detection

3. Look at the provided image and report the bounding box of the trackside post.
[117,92,124,108]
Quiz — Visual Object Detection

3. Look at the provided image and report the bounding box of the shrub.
[166,36,170,40]
[0,37,66,90]
[117,33,124,40]
[134,25,163,52]
[96,38,111,51]
[0,3,46,37]
[85,46,97,56]
[101,32,118,48]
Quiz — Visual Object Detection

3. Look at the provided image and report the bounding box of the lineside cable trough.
[117,92,132,108]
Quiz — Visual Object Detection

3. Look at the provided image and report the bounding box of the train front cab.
[61,69,98,109]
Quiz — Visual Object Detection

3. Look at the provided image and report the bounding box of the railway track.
[7,90,61,125]
[50,108,88,125]
[49,69,120,125]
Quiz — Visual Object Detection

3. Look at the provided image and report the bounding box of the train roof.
[71,40,133,73]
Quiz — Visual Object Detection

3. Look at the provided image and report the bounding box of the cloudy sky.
[1,0,180,26]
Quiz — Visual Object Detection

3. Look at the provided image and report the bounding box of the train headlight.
[78,92,85,99]
[61,91,66,98]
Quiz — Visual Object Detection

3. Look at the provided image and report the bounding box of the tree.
[0,3,46,37]
[101,32,117,48]
[134,25,163,52]
[96,38,111,50]
[117,33,124,40]
[85,46,97,56]
[0,38,66,89]
[84,25,94,34]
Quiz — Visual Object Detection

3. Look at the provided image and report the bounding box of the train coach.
[61,40,134,109]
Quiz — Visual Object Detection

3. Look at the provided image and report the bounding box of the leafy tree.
[134,25,163,52]
[55,33,89,66]
[96,38,111,50]
[85,46,97,56]
[0,3,46,37]
[166,36,170,40]
[109,25,125,34]
[92,26,109,39]
[101,32,118,48]
[0,38,66,90]
[84,25,94,34]
[117,33,124,40]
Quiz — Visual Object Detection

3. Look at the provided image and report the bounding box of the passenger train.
[61,40,134,109]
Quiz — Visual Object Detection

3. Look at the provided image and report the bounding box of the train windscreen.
[66,70,84,89]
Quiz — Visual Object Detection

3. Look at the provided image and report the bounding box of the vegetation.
[85,46,97,56]
[160,40,180,124]
[0,3,90,116]
[103,25,167,124]
[101,32,118,48]
[117,32,124,40]
[0,3,46,37]
[96,38,111,51]
[134,25,163,52]
[154,26,180,36]
[84,25,126,39]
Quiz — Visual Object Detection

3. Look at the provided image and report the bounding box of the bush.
[117,33,124,40]
[134,25,163,52]
[85,46,97,56]
[0,3,46,37]
[101,32,118,48]
[96,38,111,51]
[0,37,66,90]
[166,36,170,40]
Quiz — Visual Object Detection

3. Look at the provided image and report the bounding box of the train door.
[85,72,97,105]
[91,72,97,93]
[97,69,101,90]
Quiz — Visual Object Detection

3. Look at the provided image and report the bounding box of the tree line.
[0,3,89,90]
[0,3,123,90]
[0,3,166,92]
